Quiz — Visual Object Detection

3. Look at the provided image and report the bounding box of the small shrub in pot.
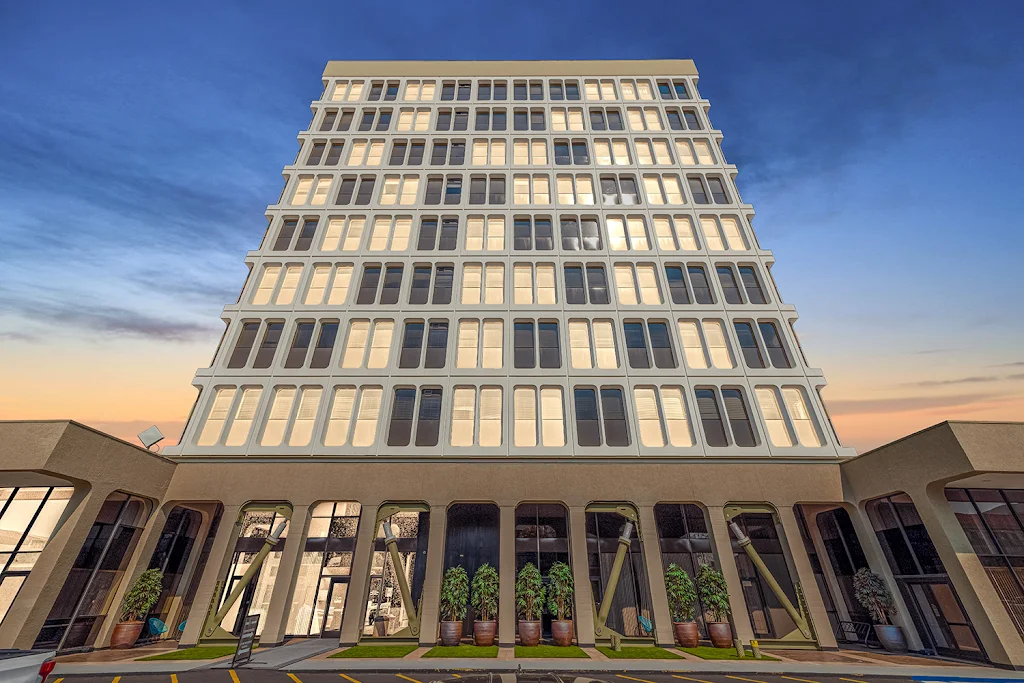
[471,563,499,646]
[546,561,575,646]
[665,563,699,648]
[515,562,545,646]
[438,566,469,646]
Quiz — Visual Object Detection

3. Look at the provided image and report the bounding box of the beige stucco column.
[339,503,379,646]
[568,506,595,647]
[498,505,516,648]
[845,504,923,650]
[417,504,447,647]
[259,504,312,646]
[911,487,1024,668]
[706,505,755,644]
[180,504,241,647]
[776,505,838,649]
[93,501,172,648]
[802,507,851,623]
[0,485,111,649]
[637,504,674,646]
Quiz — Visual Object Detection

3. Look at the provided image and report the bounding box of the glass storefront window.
[286,502,361,637]
[653,503,712,635]
[363,507,429,637]
[585,506,653,638]
[0,487,74,626]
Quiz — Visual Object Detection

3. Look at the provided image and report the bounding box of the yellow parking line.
[51,679,64,683]
[673,676,714,683]
[617,675,658,683]
[340,674,363,683]
[288,675,304,683]
[840,679,869,683]
[229,670,241,683]
[112,677,122,683]
[727,676,768,683]
[452,675,462,679]
[171,675,179,683]
[397,675,423,683]
[782,677,822,683]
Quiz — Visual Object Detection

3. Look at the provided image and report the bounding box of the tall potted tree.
[697,563,732,648]
[438,566,469,646]
[515,562,545,646]
[665,563,699,648]
[471,563,499,646]
[853,568,907,652]
[110,568,164,648]
[546,562,574,646]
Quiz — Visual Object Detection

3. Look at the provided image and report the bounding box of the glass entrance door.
[903,579,984,661]
[321,579,348,637]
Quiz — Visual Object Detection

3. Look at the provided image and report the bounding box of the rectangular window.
[601,387,630,446]
[665,266,689,304]
[538,321,560,368]
[433,265,453,304]
[380,265,403,304]
[717,266,744,304]
[198,387,235,446]
[399,322,424,368]
[514,321,535,369]
[782,387,822,447]
[456,320,479,368]
[285,322,314,368]
[253,322,284,368]
[289,387,323,446]
[424,321,449,369]
[574,388,601,447]
[451,386,476,447]
[224,387,262,446]
[756,387,793,448]
[695,388,727,447]
[688,265,714,304]
[352,387,382,447]
[739,266,766,303]
[648,321,676,368]
[677,321,708,369]
[415,388,442,446]
[482,319,502,368]
[387,388,416,446]
[722,388,757,447]
[634,387,664,447]
[587,265,609,303]
[327,264,353,304]
[227,322,259,368]
[623,322,650,369]
[341,320,369,369]
[253,265,281,304]
[514,386,537,448]
[310,321,339,369]
[703,320,734,369]
[759,321,792,368]
[324,386,356,446]
[734,322,766,368]
[661,387,693,447]
[356,266,380,304]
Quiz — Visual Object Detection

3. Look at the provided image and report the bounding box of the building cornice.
[323,59,698,78]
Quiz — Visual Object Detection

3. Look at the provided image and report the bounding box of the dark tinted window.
[530,110,545,130]
[581,219,602,250]
[722,389,757,447]
[294,219,317,251]
[624,322,650,369]
[337,110,353,131]
[648,322,676,369]
[307,142,326,165]
[432,266,453,304]
[564,266,585,304]
[607,110,623,130]
[514,110,528,131]
[514,218,532,250]
[538,322,560,369]
[572,141,589,164]
[325,142,344,165]
[375,110,391,131]
[273,219,297,251]
[494,82,507,100]
[590,109,606,130]
[415,388,442,446]
[409,266,431,304]
[734,322,765,368]
[354,177,375,205]
[529,82,543,100]
[356,266,380,304]
[586,266,609,304]
[554,141,571,165]
[399,322,424,368]
[739,266,766,304]
[717,266,743,304]
[709,177,729,204]
[310,322,338,369]
[759,322,791,368]
[469,177,487,205]
[228,322,259,368]
[436,110,452,131]
[696,389,727,446]
[665,266,690,304]
[253,322,283,369]
[439,218,458,250]
[574,388,601,446]
[417,219,438,250]
[684,110,702,129]
[335,178,356,205]
[688,266,713,304]
[444,177,462,204]
[514,322,535,369]
[565,82,580,100]
[390,141,407,165]
[560,218,580,251]
[601,388,629,446]
[440,83,455,100]
[387,388,416,446]
[424,177,443,204]
[453,110,468,131]
[424,322,448,369]
[514,83,528,100]
[285,322,314,368]
[535,218,553,250]
[550,82,563,100]
[489,176,505,204]
[319,110,337,131]
[380,266,403,304]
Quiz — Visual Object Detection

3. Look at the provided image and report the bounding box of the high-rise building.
[1,61,1022,668]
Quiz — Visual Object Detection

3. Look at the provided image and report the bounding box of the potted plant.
[665,563,699,648]
[515,562,545,646]
[546,561,574,646]
[471,563,499,646]
[438,566,469,646]
[853,568,907,652]
[110,568,164,648]
[696,563,732,648]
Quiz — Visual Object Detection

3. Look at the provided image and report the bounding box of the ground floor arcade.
[1,420,1022,669]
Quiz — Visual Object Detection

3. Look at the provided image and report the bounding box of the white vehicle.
[0,649,56,683]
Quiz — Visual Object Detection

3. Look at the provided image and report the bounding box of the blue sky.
[0,1,1022,450]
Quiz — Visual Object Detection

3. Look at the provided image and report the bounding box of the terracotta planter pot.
[474,620,497,646]
[673,621,699,648]
[707,621,733,649]
[518,619,541,646]
[110,621,144,649]
[551,619,574,646]
[874,624,907,653]
[438,620,463,646]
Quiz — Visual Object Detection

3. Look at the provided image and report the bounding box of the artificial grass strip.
[678,646,778,661]
[514,644,589,658]
[330,644,419,658]
[423,644,499,658]
[137,646,238,661]
[595,645,683,659]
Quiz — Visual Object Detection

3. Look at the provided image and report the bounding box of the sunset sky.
[1,1,1022,453]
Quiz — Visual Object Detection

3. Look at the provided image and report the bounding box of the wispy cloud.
[826,393,1003,416]
[1,298,218,342]
[907,376,999,387]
